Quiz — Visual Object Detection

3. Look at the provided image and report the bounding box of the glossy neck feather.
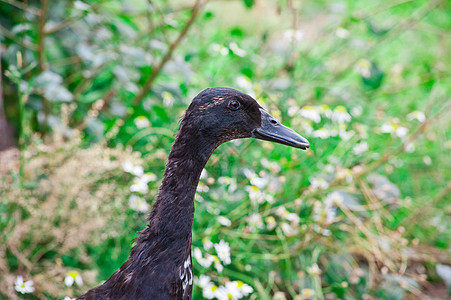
[79,112,218,300]
[147,116,217,235]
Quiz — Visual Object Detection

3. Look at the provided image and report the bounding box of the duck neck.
[147,120,217,244]
[159,129,215,208]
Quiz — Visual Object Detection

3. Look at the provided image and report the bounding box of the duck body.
[78,87,309,300]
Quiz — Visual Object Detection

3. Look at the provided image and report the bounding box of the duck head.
[185,87,310,150]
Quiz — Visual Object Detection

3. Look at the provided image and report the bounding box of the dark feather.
[78,88,262,300]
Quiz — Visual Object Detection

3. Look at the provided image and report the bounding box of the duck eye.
[228,100,241,111]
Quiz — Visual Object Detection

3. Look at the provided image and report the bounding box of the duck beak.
[252,109,310,150]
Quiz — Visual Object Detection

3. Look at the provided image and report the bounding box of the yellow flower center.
[335,105,347,113]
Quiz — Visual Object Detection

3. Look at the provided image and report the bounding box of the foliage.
[1,0,450,299]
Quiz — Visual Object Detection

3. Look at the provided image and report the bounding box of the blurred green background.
[1,0,450,299]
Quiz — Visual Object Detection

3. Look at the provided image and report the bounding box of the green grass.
[0,0,450,299]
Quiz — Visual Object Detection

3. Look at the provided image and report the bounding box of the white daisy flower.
[339,129,355,141]
[14,275,35,294]
[395,126,408,138]
[281,222,298,236]
[288,105,299,117]
[273,291,287,300]
[356,58,371,78]
[196,276,216,299]
[242,168,257,179]
[121,161,133,173]
[318,104,333,119]
[323,205,337,224]
[307,264,322,276]
[224,281,242,299]
[326,191,344,206]
[140,173,157,182]
[211,43,229,56]
[299,105,321,123]
[404,141,415,153]
[203,239,213,250]
[283,29,304,43]
[246,186,265,204]
[332,105,351,123]
[313,192,342,227]
[266,216,277,230]
[130,178,149,193]
[335,27,350,38]
[214,286,230,300]
[134,116,150,129]
[193,248,215,268]
[310,177,329,189]
[214,240,231,265]
[235,76,253,94]
[229,42,246,57]
[299,119,314,135]
[246,213,264,232]
[221,280,253,299]
[162,91,175,107]
[286,213,300,225]
[250,176,269,189]
[335,167,353,183]
[381,119,408,138]
[275,206,289,218]
[301,288,315,298]
[122,161,144,177]
[200,168,208,179]
[236,280,253,296]
[197,182,209,193]
[351,106,363,117]
[64,271,83,287]
[74,1,90,11]
[407,110,426,123]
[213,256,224,273]
[129,173,155,194]
[202,285,217,299]
[353,141,369,155]
[423,156,432,166]
[196,275,212,288]
[261,158,281,173]
[129,195,149,213]
[217,216,232,226]
[312,128,330,139]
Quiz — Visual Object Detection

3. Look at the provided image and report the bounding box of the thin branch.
[38,0,49,71]
[331,0,444,83]
[403,181,451,226]
[364,100,451,174]
[336,201,395,271]
[43,2,105,35]
[44,14,85,35]
[0,45,4,118]
[293,0,444,88]
[37,0,50,133]
[132,0,207,106]
[0,24,38,51]
[0,0,39,15]
[152,1,171,44]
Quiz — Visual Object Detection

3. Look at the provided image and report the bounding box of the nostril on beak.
[270,119,278,125]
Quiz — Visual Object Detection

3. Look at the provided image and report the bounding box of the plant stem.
[132,0,207,106]
[16,52,25,187]
[38,0,49,134]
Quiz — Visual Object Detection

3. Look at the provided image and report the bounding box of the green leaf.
[153,105,169,122]
[243,0,254,9]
